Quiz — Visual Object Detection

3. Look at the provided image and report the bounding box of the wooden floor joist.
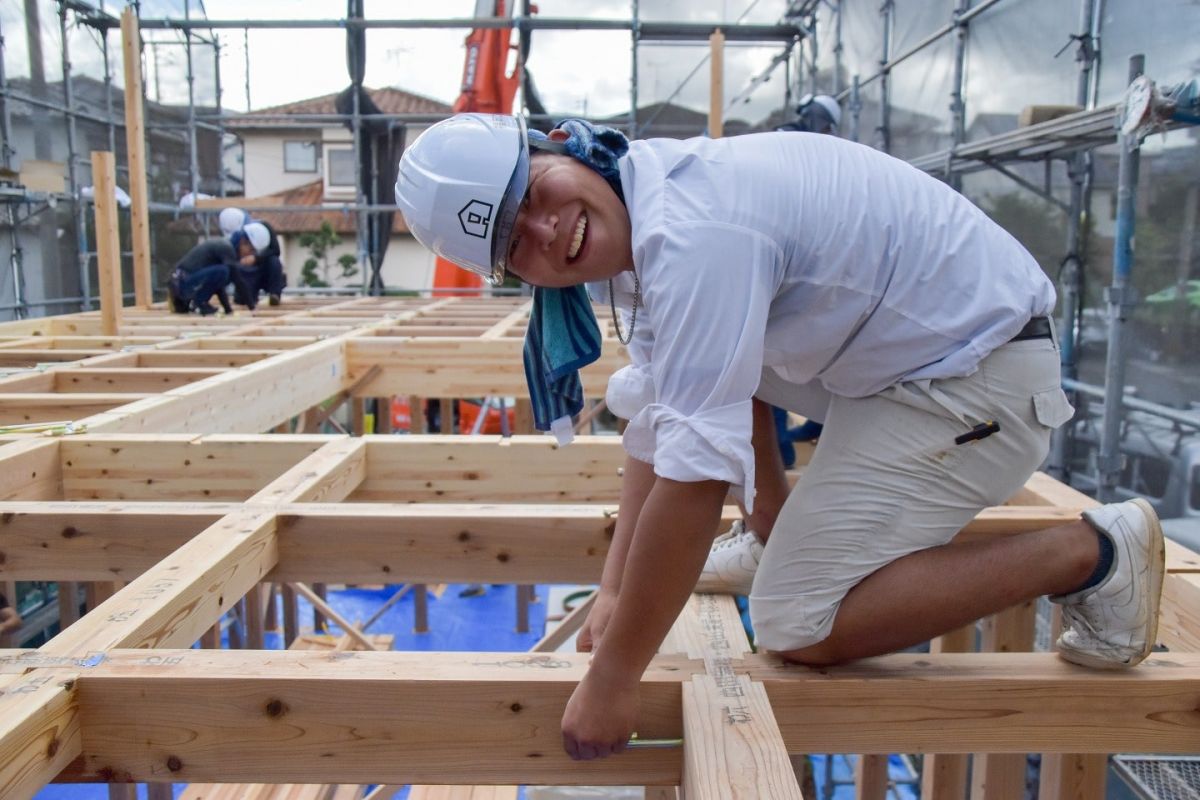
[0,297,1196,800]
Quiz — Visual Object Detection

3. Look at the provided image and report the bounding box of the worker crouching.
[395,113,1166,762]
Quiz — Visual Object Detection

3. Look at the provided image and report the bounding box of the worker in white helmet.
[218,207,250,238]
[222,208,287,309]
[775,93,842,135]
[395,113,1165,761]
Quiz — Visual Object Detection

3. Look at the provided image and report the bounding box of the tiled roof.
[251,179,410,236]
[228,86,451,128]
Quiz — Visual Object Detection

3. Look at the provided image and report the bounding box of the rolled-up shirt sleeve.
[620,220,781,511]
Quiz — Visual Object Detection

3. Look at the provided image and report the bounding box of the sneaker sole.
[1058,497,1165,669]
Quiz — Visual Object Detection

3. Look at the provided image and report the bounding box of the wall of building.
[239,128,325,198]
[276,234,436,292]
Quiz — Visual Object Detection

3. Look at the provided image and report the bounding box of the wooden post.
[57,582,80,629]
[263,583,279,633]
[855,755,890,800]
[91,151,123,336]
[407,395,422,433]
[376,397,394,434]
[1038,754,1107,800]
[120,7,153,308]
[244,583,264,649]
[351,397,366,436]
[413,584,429,634]
[922,624,975,800]
[516,584,532,634]
[971,602,1037,800]
[312,581,328,631]
[708,29,725,138]
[440,398,454,434]
[281,583,299,646]
[107,785,137,800]
[145,783,173,800]
[200,622,220,649]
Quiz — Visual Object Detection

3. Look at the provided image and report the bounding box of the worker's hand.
[576,589,617,653]
[561,666,639,760]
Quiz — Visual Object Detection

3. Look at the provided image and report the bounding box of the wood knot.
[61,526,81,539]
[509,702,523,713]
[457,531,471,542]
[166,756,183,772]
[46,738,59,758]
[496,552,510,563]
[265,698,287,718]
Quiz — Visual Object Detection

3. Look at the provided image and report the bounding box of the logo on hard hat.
[459,200,494,239]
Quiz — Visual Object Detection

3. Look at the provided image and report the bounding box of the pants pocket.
[1032,387,1075,430]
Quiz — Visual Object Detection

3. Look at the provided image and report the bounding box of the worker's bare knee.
[777,638,846,667]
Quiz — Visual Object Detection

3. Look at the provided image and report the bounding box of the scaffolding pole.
[132,16,802,41]
[60,2,93,314]
[184,0,201,207]
[1050,0,1100,480]
[1097,55,1145,503]
[877,0,893,153]
[947,0,969,193]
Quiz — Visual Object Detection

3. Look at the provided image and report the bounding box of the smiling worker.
[395,113,1166,761]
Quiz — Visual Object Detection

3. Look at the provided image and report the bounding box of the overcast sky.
[189,0,797,127]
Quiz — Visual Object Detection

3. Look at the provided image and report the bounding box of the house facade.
[225,87,451,291]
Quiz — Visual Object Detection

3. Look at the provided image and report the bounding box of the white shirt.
[598,132,1056,508]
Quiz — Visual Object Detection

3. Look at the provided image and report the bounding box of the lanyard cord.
[609,269,640,345]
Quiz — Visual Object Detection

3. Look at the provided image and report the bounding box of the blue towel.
[523,284,602,444]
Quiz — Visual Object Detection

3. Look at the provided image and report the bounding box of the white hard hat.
[244,222,270,254]
[799,93,842,129]
[219,207,247,236]
[395,113,530,285]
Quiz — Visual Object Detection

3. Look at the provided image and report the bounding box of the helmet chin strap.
[529,139,569,156]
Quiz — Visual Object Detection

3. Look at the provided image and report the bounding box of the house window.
[284,141,318,172]
[327,147,357,187]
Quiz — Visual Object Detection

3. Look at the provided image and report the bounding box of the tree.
[298,221,359,287]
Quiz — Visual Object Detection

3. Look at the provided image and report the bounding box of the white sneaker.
[695,520,763,595]
[1052,498,1165,669]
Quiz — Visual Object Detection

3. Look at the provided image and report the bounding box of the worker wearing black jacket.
[167,238,236,315]
[230,220,287,309]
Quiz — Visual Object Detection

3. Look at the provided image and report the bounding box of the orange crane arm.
[435,0,526,293]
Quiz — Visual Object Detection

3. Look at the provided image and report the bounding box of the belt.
[1010,316,1052,342]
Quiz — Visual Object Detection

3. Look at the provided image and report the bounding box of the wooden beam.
[0,438,62,500]
[346,338,627,398]
[680,675,801,799]
[753,652,1200,754]
[708,29,724,138]
[87,339,349,434]
[68,650,685,786]
[1,502,1091,583]
[27,650,1200,789]
[90,152,123,337]
[0,671,82,800]
[120,7,152,309]
[0,440,368,798]
[51,368,226,393]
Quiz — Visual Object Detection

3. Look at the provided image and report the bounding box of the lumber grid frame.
[0,298,1198,800]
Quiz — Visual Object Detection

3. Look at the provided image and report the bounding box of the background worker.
[0,591,22,648]
[219,207,287,308]
[395,113,1166,762]
[166,237,236,316]
[775,92,842,135]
